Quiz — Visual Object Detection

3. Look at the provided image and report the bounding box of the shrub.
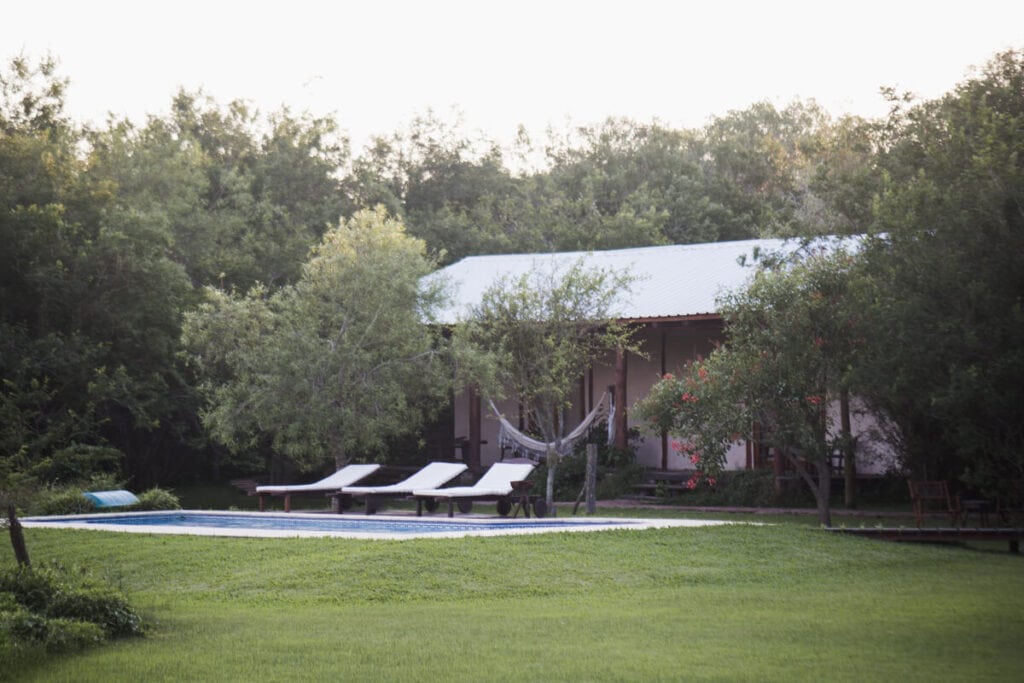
[27,444,124,484]
[657,470,814,508]
[33,489,97,516]
[41,618,106,653]
[715,470,780,507]
[47,585,144,637]
[596,462,646,499]
[0,563,145,658]
[2,609,106,653]
[0,565,59,612]
[28,473,124,516]
[535,420,645,500]
[131,487,181,511]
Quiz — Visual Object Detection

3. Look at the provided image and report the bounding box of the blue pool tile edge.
[22,510,732,540]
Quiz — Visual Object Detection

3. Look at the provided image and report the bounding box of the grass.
[4,508,1023,682]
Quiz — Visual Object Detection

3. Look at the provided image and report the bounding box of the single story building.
[426,237,890,475]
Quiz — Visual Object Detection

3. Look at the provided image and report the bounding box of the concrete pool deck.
[22,510,735,540]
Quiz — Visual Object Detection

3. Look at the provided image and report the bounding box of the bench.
[633,470,693,496]
[229,478,265,496]
[907,480,962,527]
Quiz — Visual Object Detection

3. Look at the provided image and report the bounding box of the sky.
[4,1,1023,153]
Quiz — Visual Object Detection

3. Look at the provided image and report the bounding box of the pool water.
[22,510,677,539]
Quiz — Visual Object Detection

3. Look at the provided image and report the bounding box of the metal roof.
[428,237,824,324]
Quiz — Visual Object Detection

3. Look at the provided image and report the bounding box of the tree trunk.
[841,388,857,509]
[613,350,628,451]
[330,428,347,471]
[543,419,565,517]
[585,443,598,515]
[468,387,482,474]
[815,459,833,527]
[786,452,832,527]
[7,505,31,567]
[545,460,558,518]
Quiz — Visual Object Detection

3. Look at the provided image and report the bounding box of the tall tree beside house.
[454,260,638,516]
[856,48,1024,499]
[182,207,453,474]
[0,55,196,485]
[635,247,868,527]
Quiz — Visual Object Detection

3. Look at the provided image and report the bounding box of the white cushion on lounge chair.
[341,462,468,495]
[413,462,535,498]
[256,464,381,494]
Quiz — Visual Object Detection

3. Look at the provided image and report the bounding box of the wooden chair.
[907,480,961,527]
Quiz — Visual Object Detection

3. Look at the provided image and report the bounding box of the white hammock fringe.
[489,393,611,463]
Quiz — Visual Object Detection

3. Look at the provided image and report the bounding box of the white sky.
[4,0,1023,153]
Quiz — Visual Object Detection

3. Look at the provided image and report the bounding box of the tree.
[345,112,539,264]
[635,246,867,526]
[856,49,1024,500]
[0,55,196,485]
[539,118,687,248]
[454,259,638,515]
[699,99,866,240]
[183,207,452,474]
[97,91,351,290]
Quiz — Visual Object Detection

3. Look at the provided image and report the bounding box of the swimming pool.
[22,510,724,540]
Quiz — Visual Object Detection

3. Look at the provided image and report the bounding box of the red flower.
[806,395,824,406]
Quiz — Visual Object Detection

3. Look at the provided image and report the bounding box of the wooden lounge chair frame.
[333,462,469,514]
[412,461,542,518]
[907,480,962,527]
[255,464,381,512]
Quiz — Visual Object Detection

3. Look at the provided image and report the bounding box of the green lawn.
[4,513,1022,682]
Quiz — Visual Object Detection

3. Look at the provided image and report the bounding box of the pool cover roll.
[83,490,140,508]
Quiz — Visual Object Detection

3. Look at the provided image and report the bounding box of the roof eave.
[618,313,723,325]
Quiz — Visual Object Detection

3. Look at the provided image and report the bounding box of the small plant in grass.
[0,562,145,660]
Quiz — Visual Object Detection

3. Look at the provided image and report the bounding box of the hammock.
[490,393,612,462]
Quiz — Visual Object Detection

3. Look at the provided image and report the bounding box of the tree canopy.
[454,259,638,513]
[635,49,1024,515]
[855,49,1024,499]
[635,246,867,525]
[2,47,1022,499]
[182,208,451,474]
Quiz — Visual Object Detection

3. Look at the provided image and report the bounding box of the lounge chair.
[336,462,468,514]
[256,464,380,512]
[412,461,537,517]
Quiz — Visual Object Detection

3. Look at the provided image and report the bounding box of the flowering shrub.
[636,248,867,526]
[634,357,746,488]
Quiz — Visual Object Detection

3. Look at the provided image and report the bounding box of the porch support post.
[468,387,482,474]
[660,328,668,469]
[614,347,628,451]
[841,387,857,509]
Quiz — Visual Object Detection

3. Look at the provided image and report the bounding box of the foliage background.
[2,49,1022,500]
